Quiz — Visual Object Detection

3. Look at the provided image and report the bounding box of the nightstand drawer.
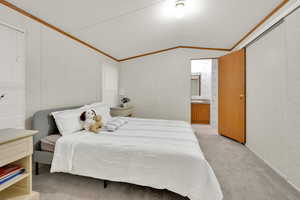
[0,137,33,167]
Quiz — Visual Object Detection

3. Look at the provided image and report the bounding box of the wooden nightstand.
[0,129,39,200]
[110,106,134,117]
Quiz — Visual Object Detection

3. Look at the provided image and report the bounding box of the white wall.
[246,7,300,190]
[120,49,225,121]
[102,61,119,107]
[0,5,120,129]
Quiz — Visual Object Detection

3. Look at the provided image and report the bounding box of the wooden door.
[218,48,246,144]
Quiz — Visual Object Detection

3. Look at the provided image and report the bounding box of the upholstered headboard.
[32,105,81,150]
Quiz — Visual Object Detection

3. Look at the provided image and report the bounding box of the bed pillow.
[85,102,112,124]
[51,107,87,136]
[41,134,61,152]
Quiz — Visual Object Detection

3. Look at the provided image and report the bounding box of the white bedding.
[51,117,223,200]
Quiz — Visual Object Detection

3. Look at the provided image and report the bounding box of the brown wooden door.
[218,48,246,144]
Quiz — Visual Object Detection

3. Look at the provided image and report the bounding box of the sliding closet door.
[218,49,246,144]
[247,8,300,188]
[0,24,25,129]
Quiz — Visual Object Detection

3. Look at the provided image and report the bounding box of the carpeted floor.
[33,125,300,200]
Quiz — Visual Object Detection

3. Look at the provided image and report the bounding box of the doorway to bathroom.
[190,59,218,128]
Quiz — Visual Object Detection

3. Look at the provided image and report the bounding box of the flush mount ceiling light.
[175,0,186,19]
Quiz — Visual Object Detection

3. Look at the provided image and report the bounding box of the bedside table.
[110,106,134,117]
[0,129,40,200]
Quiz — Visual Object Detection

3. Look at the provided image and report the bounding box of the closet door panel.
[286,8,300,127]
[284,8,300,187]
[246,22,287,160]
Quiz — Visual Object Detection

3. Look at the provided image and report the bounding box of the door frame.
[190,58,218,127]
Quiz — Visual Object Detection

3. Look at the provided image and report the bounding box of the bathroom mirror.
[191,75,201,96]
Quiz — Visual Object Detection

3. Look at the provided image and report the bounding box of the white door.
[0,24,25,129]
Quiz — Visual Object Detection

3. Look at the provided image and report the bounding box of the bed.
[32,106,223,200]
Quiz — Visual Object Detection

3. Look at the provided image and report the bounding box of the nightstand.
[110,106,134,117]
[0,129,39,200]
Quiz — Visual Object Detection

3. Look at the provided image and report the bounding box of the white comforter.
[51,117,223,200]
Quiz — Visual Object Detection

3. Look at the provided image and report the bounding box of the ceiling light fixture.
[175,0,186,19]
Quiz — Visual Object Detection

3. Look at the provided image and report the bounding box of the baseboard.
[247,146,300,193]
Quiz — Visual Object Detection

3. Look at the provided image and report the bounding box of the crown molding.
[119,46,231,62]
[0,0,119,62]
[179,46,231,51]
[230,0,289,50]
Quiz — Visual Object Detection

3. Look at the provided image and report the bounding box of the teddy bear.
[80,109,103,133]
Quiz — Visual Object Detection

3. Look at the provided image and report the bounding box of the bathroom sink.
[191,99,210,104]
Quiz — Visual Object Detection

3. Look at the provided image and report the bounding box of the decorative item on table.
[0,164,25,185]
[120,96,130,108]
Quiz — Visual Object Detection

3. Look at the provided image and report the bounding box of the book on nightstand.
[0,165,25,185]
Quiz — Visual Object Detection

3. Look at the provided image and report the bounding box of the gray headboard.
[32,105,81,150]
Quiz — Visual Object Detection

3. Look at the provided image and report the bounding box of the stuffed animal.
[80,109,103,133]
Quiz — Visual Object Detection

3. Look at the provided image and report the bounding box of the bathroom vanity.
[191,100,210,124]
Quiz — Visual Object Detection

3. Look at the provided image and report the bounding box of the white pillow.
[85,102,112,124]
[52,107,86,136]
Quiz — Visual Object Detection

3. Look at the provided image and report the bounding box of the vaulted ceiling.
[5,0,285,60]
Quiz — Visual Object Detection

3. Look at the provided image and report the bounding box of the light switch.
[0,94,5,100]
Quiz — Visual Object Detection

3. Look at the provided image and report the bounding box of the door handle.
[239,94,245,100]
